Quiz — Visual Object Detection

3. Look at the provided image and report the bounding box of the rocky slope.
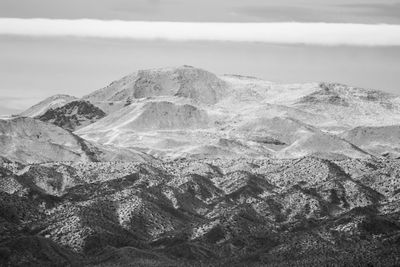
[341,125,400,157]
[77,69,391,159]
[0,117,152,164]
[0,117,94,163]
[82,65,228,113]
[37,100,106,132]
[294,82,400,131]
[16,66,400,159]
[20,94,77,118]
[1,156,400,266]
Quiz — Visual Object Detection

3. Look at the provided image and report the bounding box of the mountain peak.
[20,94,77,118]
[84,65,228,106]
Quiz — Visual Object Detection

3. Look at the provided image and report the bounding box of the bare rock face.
[83,65,228,112]
[37,100,106,131]
[129,66,227,105]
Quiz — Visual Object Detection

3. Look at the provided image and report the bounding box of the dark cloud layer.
[343,2,400,20]
[1,0,400,23]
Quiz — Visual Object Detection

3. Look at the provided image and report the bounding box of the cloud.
[342,3,400,19]
[0,18,400,46]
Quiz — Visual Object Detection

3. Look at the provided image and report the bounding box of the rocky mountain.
[294,82,400,132]
[11,66,400,159]
[0,117,152,163]
[1,156,400,266]
[2,66,400,266]
[77,67,395,159]
[82,65,228,113]
[20,94,77,118]
[37,100,106,132]
[17,67,400,160]
[341,125,400,157]
[0,117,93,163]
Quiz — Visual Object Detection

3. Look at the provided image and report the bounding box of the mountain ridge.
[14,66,400,161]
[20,94,77,118]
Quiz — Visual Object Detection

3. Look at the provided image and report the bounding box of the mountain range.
[1,66,400,266]
[7,65,400,162]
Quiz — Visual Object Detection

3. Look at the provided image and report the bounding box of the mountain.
[9,66,400,160]
[341,125,400,157]
[77,72,377,159]
[2,66,400,266]
[37,100,106,131]
[1,156,400,266]
[20,94,77,117]
[294,82,400,132]
[0,117,152,163]
[0,117,93,163]
[82,65,228,114]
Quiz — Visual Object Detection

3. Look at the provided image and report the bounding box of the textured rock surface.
[37,100,106,131]
[1,156,400,266]
[20,94,77,118]
[0,117,153,163]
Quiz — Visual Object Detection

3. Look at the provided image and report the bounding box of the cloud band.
[0,18,400,46]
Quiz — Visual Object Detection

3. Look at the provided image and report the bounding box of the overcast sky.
[1,0,400,114]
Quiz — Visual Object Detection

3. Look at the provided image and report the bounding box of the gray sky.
[1,0,400,23]
[0,0,400,114]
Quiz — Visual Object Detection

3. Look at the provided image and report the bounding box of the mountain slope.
[294,82,400,131]
[0,117,94,163]
[0,117,152,163]
[13,66,400,160]
[1,156,400,266]
[78,100,209,133]
[341,125,400,157]
[37,100,106,131]
[20,94,77,117]
[83,65,228,114]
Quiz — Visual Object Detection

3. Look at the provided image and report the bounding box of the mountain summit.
[82,66,228,113]
[15,66,400,160]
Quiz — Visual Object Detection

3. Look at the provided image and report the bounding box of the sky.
[0,0,400,114]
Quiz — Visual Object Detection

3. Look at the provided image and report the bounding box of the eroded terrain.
[1,156,400,266]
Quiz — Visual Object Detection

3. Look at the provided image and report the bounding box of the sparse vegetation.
[1,156,400,266]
